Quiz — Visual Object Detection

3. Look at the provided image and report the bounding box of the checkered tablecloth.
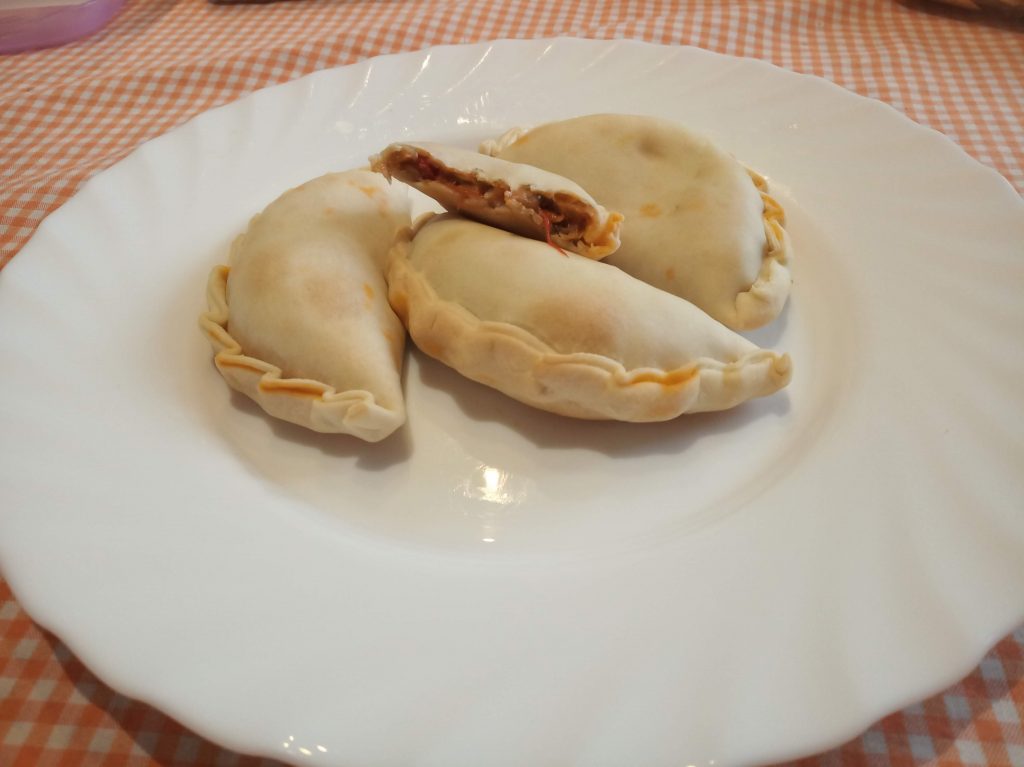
[1,1,1022,764]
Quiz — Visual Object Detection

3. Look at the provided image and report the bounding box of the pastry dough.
[388,214,791,421]
[199,171,411,441]
[370,141,622,259]
[482,114,792,330]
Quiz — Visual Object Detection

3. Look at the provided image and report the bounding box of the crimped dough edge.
[198,264,405,442]
[387,217,791,422]
[733,169,793,331]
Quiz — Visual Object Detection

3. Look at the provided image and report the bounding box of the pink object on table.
[0,0,124,54]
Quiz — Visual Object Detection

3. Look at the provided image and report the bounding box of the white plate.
[1,38,1023,767]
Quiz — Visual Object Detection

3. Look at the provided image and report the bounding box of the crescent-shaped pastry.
[388,214,792,422]
[199,171,411,441]
[481,114,792,330]
[370,141,623,259]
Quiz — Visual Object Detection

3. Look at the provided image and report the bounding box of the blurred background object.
[0,0,125,54]
[924,0,1024,17]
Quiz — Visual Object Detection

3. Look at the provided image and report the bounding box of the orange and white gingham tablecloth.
[1,1,1022,765]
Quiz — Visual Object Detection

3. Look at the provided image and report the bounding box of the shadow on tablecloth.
[39,628,288,767]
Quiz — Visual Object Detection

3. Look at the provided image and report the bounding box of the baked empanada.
[199,171,410,441]
[370,141,622,259]
[388,214,791,422]
[481,114,792,331]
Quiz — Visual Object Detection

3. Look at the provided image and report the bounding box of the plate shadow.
[227,389,413,471]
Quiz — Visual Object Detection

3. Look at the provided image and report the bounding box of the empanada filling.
[380,146,595,251]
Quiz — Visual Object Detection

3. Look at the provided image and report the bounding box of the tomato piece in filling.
[414,155,439,181]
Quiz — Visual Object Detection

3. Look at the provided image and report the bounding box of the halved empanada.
[370,141,623,259]
[199,171,411,441]
[481,114,792,331]
[388,214,791,422]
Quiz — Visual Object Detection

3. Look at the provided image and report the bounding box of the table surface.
[1,1,1022,765]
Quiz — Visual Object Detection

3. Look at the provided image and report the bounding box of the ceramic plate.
[1,39,1023,767]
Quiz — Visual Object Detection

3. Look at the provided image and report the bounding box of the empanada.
[481,114,792,330]
[388,214,791,422]
[200,171,410,441]
[370,142,623,259]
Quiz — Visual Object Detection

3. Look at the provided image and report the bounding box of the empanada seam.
[732,168,794,330]
[389,220,792,421]
[199,263,403,439]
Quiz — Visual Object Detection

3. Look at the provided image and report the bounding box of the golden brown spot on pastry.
[357,184,379,199]
[630,367,698,389]
[762,192,785,223]
[216,358,263,374]
[637,133,666,158]
[258,379,324,397]
[665,267,676,282]
[303,278,354,318]
[639,203,662,218]
[363,283,375,301]
[528,298,618,352]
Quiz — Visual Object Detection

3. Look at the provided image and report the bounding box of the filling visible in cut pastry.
[371,142,622,259]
